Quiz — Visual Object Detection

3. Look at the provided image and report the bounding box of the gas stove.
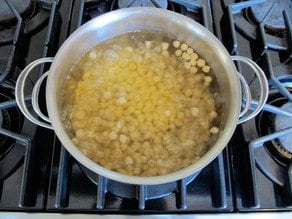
[0,0,291,218]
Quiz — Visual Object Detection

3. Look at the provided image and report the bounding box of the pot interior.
[47,7,241,184]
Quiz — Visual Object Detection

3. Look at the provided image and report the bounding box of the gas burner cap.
[250,0,291,32]
[118,0,168,9]
[0,0,32,24]
[274,102,292,153]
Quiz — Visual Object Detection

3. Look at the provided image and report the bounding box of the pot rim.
[46,7,241,185]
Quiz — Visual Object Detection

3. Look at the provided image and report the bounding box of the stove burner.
[250,0,291,33]
[257,87,292,164]
[0,86,24,159]
[275,102,292,153]
[80,164,199,200]
[0,0,32,24]
[118,0,168,8]
[0,1,50,44]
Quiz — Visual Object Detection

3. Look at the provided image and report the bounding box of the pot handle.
[15,57,54,130]
[231,56,269,124]
[16,56,268,128]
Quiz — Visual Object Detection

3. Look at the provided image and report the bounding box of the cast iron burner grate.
[118,0,168,8]
[214,1,292,210]
[0,0,65,210]
[248,0,291,34]
[255,82,292,165]
[0,85,23,159]
[79,163,200,200]
[0,0,45,44]
[221,0,292,63]
[244,50,292,188]
[0,0,33,25]
[0,83,53,209]
[0,0,59,84]
[48,145,232,211]
[245,79,292,208]
[274,102,292,153]
[75,0,212,33]
[229,78,292,210]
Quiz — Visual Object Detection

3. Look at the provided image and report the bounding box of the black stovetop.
[0,0,291,214]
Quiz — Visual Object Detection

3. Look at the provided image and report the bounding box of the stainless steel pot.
[15,7,268,185]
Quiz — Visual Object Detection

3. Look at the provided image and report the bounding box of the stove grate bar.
[43,0,58,57]
[0,128,38,207]
[96,175,107,209]
[55,147,70,208]
[212,153,227,209]
[250,128,292,149]
[248,100,292,117]
[285,164,292,206]
[0,96,31,110]
[226,0,292,61]
[176,178,187,209]
[137,184,147,210]
[279,10,292,64]
[250,128,292,187]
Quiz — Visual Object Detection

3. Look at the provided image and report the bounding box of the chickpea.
[125,156,134,165]
[197,58,206,67]
[175,49,182,57]
[161,42,169,51]
[109,131,118,140]
[187,47,194,54]
[210,111,218,118]
[190,66,198,74]
[202,65,211,73]
[210,127,219,134]
[172,40,180,48]
[120,134,129,144]
[182,52,191,61]
[180,43,188,51]
[184,61,191,69]
[191,107,199,117]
